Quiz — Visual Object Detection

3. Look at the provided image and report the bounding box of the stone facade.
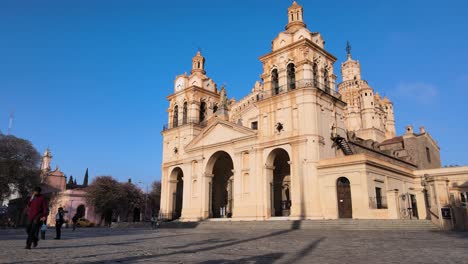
[159,2,468,230]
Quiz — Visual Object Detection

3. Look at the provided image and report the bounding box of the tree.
[148,181,161,216]
[118,182,144,222]
[67,175,74,186]
[83,168,89,187]
[0,134,41,201]
[85,176,124,225]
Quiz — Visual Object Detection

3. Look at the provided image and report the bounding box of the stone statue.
[219,85,228,108]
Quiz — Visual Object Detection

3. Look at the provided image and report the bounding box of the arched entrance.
[337,177,352,218]
[170,167,184,220]
[76,204,86,218]
[267,148,291,217]
[207,151,234,218]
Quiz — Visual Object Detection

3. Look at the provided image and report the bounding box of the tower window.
[287,63,296,90]
[197,61,200,68]
[313,63,318,86]
[213,104,218,113]
[291,13,294,21]
[272,69,279,95]
[324,68,329,88]
[173,105,179,128]
[183,102,188,125]
[199,101,206,122]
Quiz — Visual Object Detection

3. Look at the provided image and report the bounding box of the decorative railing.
[369,196,388,209]
[258,79,342,101]
[162,118,208,131]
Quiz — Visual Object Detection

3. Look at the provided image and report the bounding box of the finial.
[346,41,352,59]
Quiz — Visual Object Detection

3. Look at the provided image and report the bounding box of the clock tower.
[163,51,221,167]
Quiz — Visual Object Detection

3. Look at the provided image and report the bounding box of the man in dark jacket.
[25,186,48,249]
[54,207,65,239]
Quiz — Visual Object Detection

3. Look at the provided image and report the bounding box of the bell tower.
[286,1,306,32]
[341,42,361,82]
[41,148,52,172]
[191,51,206,75]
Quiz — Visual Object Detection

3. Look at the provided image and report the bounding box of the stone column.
[415,189,428,220]
[202,172,214,219]
[264,165,275,218]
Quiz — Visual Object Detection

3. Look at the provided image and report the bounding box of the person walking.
[54,207,65,239]
[72,214,78,231]
[25,186,47,249]
[150,215,156,229]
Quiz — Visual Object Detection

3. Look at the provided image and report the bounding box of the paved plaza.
[0,227,467,264]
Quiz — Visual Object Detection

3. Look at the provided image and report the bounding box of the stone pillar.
[190,100,200,123]
[264,165,275,218]
[202,172,214,219]
[415,189,428,220]
[386,189,400,219]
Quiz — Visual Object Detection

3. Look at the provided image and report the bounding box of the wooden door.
[337,177,352,218]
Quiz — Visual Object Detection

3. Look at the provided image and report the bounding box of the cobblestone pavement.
[0,227,467,264]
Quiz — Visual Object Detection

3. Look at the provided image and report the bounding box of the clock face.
[175,78,185,92]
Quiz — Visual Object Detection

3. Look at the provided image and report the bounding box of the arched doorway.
[208,151,234,218]
[170,167,184,220]
[267,148,291,217]
[337,177,352,218]
[76,204,85,218]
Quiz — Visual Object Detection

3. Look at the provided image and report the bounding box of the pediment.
[185,119,257,152]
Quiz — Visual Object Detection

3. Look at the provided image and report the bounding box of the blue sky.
[1,0,467,185]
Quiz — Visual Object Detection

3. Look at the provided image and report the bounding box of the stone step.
[160,219,439,231]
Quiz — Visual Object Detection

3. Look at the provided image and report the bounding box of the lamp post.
[68,199,74,227]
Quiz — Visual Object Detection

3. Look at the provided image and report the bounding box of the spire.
[83,168,89,187]
[286,1,306,32]
[341,41,362,82]
[346,41,352,60]
[191,50,206,75]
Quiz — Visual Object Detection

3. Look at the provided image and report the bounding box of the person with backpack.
[25,186,48,249]
[54,207,65,239]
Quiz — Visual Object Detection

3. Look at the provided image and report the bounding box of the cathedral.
[160,2,468,230]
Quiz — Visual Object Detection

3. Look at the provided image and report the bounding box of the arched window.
[287,63,296,90]
[313,63,318,86]
[324,68,329,88]
[199,101,206,122]
[197,61,200,68]
[271,69,279,95]
[213,104,218,113]
[173,105,179,128]
[183,102,188,125]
